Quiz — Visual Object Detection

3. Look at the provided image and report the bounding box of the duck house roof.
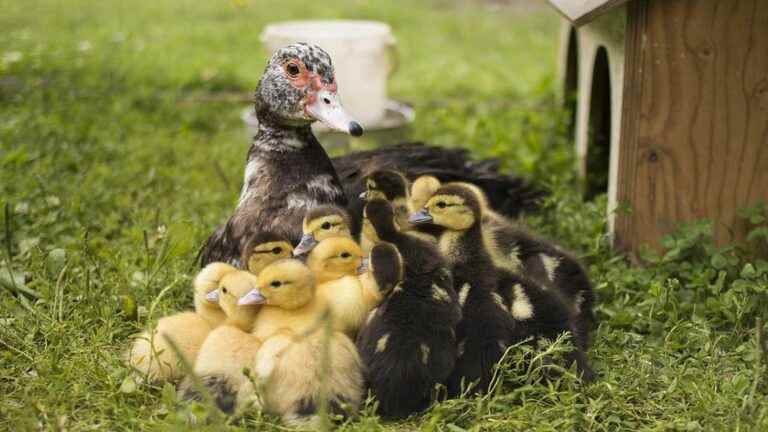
[546,0,630,26]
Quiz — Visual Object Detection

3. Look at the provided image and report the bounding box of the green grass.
[2,0,768,430]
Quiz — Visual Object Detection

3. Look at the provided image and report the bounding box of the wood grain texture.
[548,0,630,26]
[615,0,768,252]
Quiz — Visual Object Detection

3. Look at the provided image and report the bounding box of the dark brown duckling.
[411,184,594,390]
[355,241,460,419]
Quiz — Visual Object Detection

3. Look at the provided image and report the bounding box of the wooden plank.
[548,0,630,26]
[614,0,768,252]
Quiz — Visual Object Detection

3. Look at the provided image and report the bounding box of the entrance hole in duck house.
[585,46,611,201]
[564,27,579,138]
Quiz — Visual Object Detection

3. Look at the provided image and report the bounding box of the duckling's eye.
[272,247,282,255]
[270,281,282,289]
[340,252,351,259]
[321,222,332,230]
[437,201,447,209]
[221,287,228,294]
[286,63,300,77]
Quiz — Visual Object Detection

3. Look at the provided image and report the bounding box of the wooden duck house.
[548,0,768,253]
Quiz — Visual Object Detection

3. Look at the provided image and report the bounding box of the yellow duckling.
[293,205,352,256]
[125,263,230,383]
[245,259,364,425]
[240,231,294,274]
[306,236,382,336]
[181,264,262,414]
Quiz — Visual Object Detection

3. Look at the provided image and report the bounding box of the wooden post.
[615,0,768,252]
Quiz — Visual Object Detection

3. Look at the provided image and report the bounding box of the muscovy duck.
[199,43,543,266]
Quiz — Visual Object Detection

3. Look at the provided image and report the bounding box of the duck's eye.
[321,222,332,230]
[340,252,351,259]
[221,287,228,294]
[272,247,282,255]
[286,63,300,77]
[270,281,282,289]
[437,202,447,209]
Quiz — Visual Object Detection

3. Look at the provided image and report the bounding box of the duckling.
[180,265,262,414]
[124,263,230,383]
[409,175,442,215]
[240,231,294,274]
[357,202,461,418]
[247,259,364,424]
[358,170,411,228]
[293,205,353,256]
[198,43,544,266]
[305,236,382,336]
[411,184,593,387]
[417,177,594,351]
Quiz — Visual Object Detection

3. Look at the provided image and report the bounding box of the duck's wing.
[331,142,546,218]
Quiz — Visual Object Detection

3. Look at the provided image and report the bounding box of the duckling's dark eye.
[321,222,332,230]
[272,247,282,255]
[340,252,351,258]
[221,287,228,294]
[270,281,282,289]
[437,202,447,209]
[286,63,300,77]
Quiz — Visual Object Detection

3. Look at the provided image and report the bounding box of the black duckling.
[293,205,352,256]
[199,43,543,266]
[357,200,461,418]
[411,184,594,385]
[414,177,595,351]
[355,242,460,419]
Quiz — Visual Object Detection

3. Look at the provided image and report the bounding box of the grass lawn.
[2,0,768,430]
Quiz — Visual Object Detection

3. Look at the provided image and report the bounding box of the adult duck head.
[255,43,363,137]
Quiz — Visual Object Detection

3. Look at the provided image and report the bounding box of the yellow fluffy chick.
[306,237,383,336]
[240,231,294,275]
[246,259,364,424]
[125,263,231,383]
[408,175,442,215]
[181,266,262,414]
[293,205,353,256]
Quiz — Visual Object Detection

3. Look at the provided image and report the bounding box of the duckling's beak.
[304,88,363,137]
[205,290,219,303]
[357,258,369,275]
[358,191,369,201]
[409,209,433,225]
[293,234,318,256]
[238,289,266,306]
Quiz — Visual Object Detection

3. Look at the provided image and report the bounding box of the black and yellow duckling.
[414,176,594,351]
[239,231,294,274]
[306,236,382,336]
[198,43,544,266]
[180,264,262,414]
[125,263,229,383]
[246,259,364,425]
[293,205,352,256]
[411,184,594,385]
[357,201,461,418]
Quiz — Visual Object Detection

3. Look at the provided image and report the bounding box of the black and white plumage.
[356,202,461,418]
[199,43,544,267]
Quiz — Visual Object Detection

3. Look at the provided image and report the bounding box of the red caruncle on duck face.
[271,44,362,137]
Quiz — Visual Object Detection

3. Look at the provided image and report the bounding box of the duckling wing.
[331,141,546,218]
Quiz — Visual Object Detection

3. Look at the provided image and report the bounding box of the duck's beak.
[305,88,363,137]
[357,257,369,275]
[238,289,266,306]
[205,289,219,303]
[293,233,318,256]
[409,209,433,225]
